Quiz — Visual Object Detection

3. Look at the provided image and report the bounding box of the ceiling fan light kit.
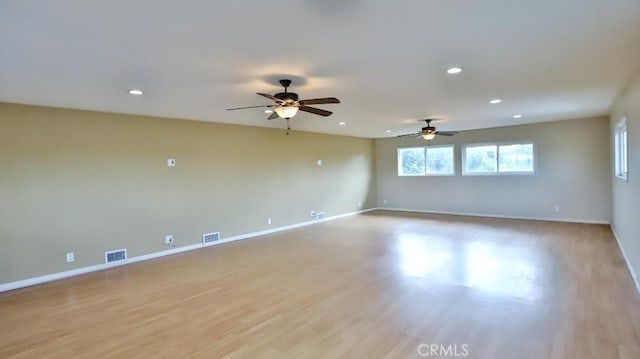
[422,133,437,141]
[274,106,299,119]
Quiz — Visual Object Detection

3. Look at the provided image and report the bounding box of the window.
[498,143,535,173]
[464,145,497,173]
[462,142,535,175]
[426,145,455,175]
[615,118,628,180]
[398,147,426,176]
[398,145,455,176]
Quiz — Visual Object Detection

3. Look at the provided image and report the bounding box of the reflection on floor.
[396,230,542,301]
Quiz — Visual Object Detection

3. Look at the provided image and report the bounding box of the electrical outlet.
[66,252,74,263]
[165,235,174,244]
[267,217,272,225]
[167,158,176,167]
[383,199,388,204]
[358,202,362,208]
[554,205,560,213]
[310,210,316,217]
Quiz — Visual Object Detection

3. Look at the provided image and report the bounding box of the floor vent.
[105,249,127,264]
[317,212,326,220]
[203,232,220,245]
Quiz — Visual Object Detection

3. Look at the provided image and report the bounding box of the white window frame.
[462,140,536,176]
[397,145,456,177]
[615,118,628,181]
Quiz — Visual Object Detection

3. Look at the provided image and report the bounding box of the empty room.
[1,1,640,358]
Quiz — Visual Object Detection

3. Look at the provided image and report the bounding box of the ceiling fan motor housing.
[275,92,298,102]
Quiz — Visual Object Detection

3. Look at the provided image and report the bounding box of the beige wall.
[611,70,640,284]
[375,117,612,222]
[0,103,377,284]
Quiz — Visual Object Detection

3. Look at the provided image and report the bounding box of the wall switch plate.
[165,235,174,244]
[66,252,75,263]
[167,158,176,167]
[317,160,323,166]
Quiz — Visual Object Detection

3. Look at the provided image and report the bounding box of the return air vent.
[202,232,220,245]
[317,212,326,220]
[105,249,127,264]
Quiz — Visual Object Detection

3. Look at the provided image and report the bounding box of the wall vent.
[202,232,220,245]
[317,212,326,220]
[105,249,127,264]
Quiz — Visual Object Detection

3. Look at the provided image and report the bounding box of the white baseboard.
[0,207,377,293]
[610,224,640,295]
[376,207,610,225]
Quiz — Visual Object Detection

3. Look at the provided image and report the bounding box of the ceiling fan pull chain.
[286,118,291,135]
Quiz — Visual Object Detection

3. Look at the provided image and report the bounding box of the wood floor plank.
[1,211,640,358]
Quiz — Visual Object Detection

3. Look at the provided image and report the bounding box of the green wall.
[0,103,377,283]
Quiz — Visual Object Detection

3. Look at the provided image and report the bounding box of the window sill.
[462,172,536,176]
[615,174,628,182]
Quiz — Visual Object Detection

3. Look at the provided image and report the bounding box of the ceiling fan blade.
[226,105,272,111]
[267,112,279,120]
[298,97,341,105]
[436,131,458,136]
[397,133,421,137]
[299,106,333,117]
[257,93,283,103]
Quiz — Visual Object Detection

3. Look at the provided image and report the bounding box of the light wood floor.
[1,211,640,358]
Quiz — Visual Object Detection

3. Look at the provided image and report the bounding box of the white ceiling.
[1,0,640,138]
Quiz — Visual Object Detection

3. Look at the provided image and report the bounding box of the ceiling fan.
[398,119,458,141]
[226,79,340,123]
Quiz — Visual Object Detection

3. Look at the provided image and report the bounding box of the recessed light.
[385,129,392,133]
[128,89,144,95]
[446,67,463,74]
[264,109,273,114]
[489,99,502,104]
[338,122,347,126]
[513,114,523,119]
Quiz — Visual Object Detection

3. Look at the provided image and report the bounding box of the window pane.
[622,128,628,175]
[398,147,425,176]
[426,146,454,175]
[615,122,628,179]
[498,143,534,172]
[465,145,497,173]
